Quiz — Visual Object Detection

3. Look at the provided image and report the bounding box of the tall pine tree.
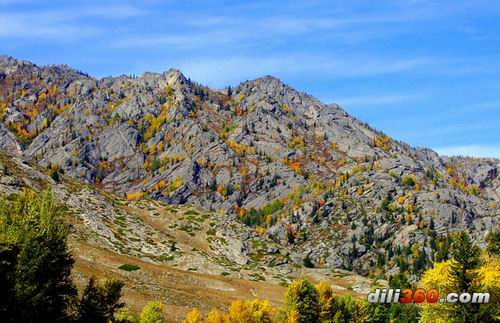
[450,231,482,322]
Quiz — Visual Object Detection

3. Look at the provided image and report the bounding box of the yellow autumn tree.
[255,227,267,235]
[185,308,203,323]
[140,301,164,323]
[419,260,456,323]
[149,144,156,155]
[126,191,145,200]
[477,254,500,291]
[282,279,319,323]
[420,254,500,322]
[205,309,226,323]
[226,299,276,323]
[289,136,305,149]
[475,254,500,317]
[168,177,183,192]
[316,282,335,321]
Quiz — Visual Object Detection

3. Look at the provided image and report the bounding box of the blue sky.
[1,0,499,158]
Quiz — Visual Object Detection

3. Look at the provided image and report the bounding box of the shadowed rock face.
[0,55,499,275]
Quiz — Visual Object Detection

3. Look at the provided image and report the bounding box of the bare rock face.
[0,55,499,276]
[97,124,139,162]
[0,124,22,156]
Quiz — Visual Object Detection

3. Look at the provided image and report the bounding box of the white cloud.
[0,4,145,40]
[0,13,101,40]
[434,145,500,159]
[175,55,435,87]
[333,93,425,107]
[109,30,237,49]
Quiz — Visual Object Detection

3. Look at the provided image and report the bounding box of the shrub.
[380,197,390,211]
[127,192,145,200]
[289,136,305,149]
[168,177,183,192]
[227,139,255,156]
[401,175,416,187]
[242,200,283,227]
[151,158,161,172]
[468,184,481,196]
[206,310,225,323]
[140,301,164,323]
[255,226,267,235]
[303,256,314,268]
[48,163,61,182]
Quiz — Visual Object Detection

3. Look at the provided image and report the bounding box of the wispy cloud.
[0,4,146,40]
[103,3,467,51]
[334,92,425,107]
[0,13,100,40]
[109,30,238,49]
[0,0,498,154]
[434,145,500,159]
[176,55,436,87]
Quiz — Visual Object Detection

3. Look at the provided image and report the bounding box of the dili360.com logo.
[367,288,490,304]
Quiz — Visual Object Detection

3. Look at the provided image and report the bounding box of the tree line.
[0,189,498,322]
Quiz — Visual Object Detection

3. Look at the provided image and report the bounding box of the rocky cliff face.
[0,55,498,276]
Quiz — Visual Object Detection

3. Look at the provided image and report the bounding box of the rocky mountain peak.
[0,56,498,275]
[0,55,34,75]
[237,75,289,95]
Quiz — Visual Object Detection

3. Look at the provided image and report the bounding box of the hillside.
[0,152,385,321]
[0,55,499,280]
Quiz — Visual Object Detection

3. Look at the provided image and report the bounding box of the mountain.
[0,149,382,321]
[0,55,498,278]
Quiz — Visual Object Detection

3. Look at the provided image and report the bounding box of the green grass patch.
[118,264,140,272]
[184,209,200,216]
[249,273,266,281]
[156,254,175,262]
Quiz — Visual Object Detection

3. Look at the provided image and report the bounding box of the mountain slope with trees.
[0,55,498,279]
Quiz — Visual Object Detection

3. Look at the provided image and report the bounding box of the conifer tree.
[77,277,125,323]
[485,230,500,256]
[450,231,482,321]
[0,189,76,322]
[282,279,319,323]
[450,231,482,293]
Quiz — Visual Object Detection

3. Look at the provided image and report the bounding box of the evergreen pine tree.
[450,231,482,321]
[0,189,76,322]
[282,279,319,323]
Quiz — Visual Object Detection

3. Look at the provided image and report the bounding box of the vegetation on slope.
[183,231,499,322]
[0,189,144,322]
[0,189,498,322]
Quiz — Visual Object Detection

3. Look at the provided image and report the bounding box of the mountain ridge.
[0,55,498,277]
